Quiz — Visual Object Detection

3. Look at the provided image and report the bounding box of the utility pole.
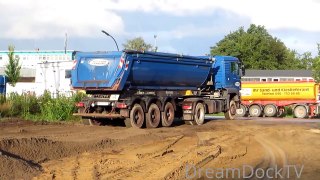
[64,33,68,54]
[154,35,158,52]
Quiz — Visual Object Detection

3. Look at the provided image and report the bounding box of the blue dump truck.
[71,50,243,128]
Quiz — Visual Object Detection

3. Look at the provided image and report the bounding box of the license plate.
[96,102,110,106]
[110,94,120,101]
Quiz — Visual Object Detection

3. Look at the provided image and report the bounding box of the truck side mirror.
[241,64,245,76]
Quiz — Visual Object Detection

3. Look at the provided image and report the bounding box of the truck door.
[225,60,241,89]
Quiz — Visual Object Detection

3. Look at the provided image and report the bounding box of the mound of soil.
[0,155,40,179]
[0,137,119,179]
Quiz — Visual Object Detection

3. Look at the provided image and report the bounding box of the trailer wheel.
[130,104,145,128]
[249,105,262,117]
[277,107,286,117]
[193,103,205,125]
[264,104,277,117]
[146,103,161,128]
[161,102,175,127]
[225,100,237,120]
[236,104,247,117]
[293,105,308,118]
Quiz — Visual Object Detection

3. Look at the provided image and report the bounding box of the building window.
[243,78,260,82]
[65,70,71,78]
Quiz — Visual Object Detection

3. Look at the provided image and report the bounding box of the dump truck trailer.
[237,81,320,118]
[71,50,242,128]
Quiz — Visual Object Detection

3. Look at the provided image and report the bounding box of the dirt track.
[0,118,320,180]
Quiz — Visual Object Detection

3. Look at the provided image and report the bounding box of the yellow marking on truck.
[241,82,318,101]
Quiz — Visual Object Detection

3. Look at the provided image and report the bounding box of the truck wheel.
[277,107,286,117]
[130,104,145,128]
[293,105,307,118]
[225,100,237,120]
[264,104,277,117]
[236,104,247,117]
[146,104,161,128]
[193,103,205,125]
[249,105,262,117]
[161,102,175,127]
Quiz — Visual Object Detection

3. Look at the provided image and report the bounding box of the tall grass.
[0,91,86,121]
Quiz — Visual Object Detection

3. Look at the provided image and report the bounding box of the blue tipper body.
[71,50,240,91]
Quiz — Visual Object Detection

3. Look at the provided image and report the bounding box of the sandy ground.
[0,117,320,180]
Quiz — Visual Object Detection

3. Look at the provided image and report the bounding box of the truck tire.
[249,105,262,117]
[161,102,175,127]
[146,103,161,128]
[264,104,277,117]
[225,100,237,120]
[130,104,145,128]
[236,104,247,117]
[293,105,308,118]
[277,107,286,117]
[193,103,205,125]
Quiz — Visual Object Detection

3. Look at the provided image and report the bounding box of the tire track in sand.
[251,136,288,180]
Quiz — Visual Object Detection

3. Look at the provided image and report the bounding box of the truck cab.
[212,55,242,91]
[182,56,242,125]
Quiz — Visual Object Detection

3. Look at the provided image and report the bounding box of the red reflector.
[76,102,84,107]
[182,105,192,110]
[118,58,124,68]
[116,103,127,109]
[72,60,77,70]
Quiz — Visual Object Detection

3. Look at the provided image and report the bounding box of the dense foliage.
[312,44,320,82]
[210,24,300,69]
[122,37,153,51]
[0,91,86,121]
[210,24,320,81]
[5,45,21,87]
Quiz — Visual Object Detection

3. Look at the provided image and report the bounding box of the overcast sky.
[0,0,319,56]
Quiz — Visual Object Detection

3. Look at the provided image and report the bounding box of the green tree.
[312,44,320,83]
[123,37,153,51]
[210,24,300,70]
[5,45,21,87]
[296,52,315,70]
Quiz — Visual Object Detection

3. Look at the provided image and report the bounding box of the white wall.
[6,82,44,96]
[6,60,75,97]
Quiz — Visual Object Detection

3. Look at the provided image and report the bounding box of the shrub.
[285,106,293,116]
[40,95,75,121]
[0,102,11,118]
[0,91,86,122]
